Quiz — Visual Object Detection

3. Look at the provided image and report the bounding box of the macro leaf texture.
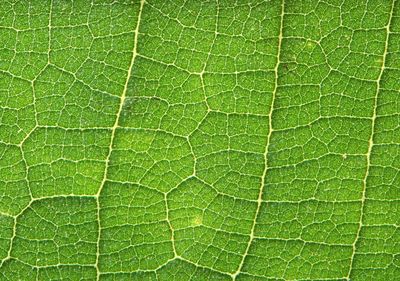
[0,0,399,280]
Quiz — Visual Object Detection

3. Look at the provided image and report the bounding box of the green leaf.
[0,0,399,280]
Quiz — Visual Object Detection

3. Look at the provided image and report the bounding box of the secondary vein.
[346,0,396,279]
[94,0,146,279]
[232,0,285,278]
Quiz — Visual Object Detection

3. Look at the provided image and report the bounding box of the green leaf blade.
[0,0,399,280]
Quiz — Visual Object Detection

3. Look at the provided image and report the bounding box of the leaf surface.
[0,0,399,280]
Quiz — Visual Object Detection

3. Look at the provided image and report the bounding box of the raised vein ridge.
[94,0,146,278]
[232,0,286,278]
[346,0,397,279]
